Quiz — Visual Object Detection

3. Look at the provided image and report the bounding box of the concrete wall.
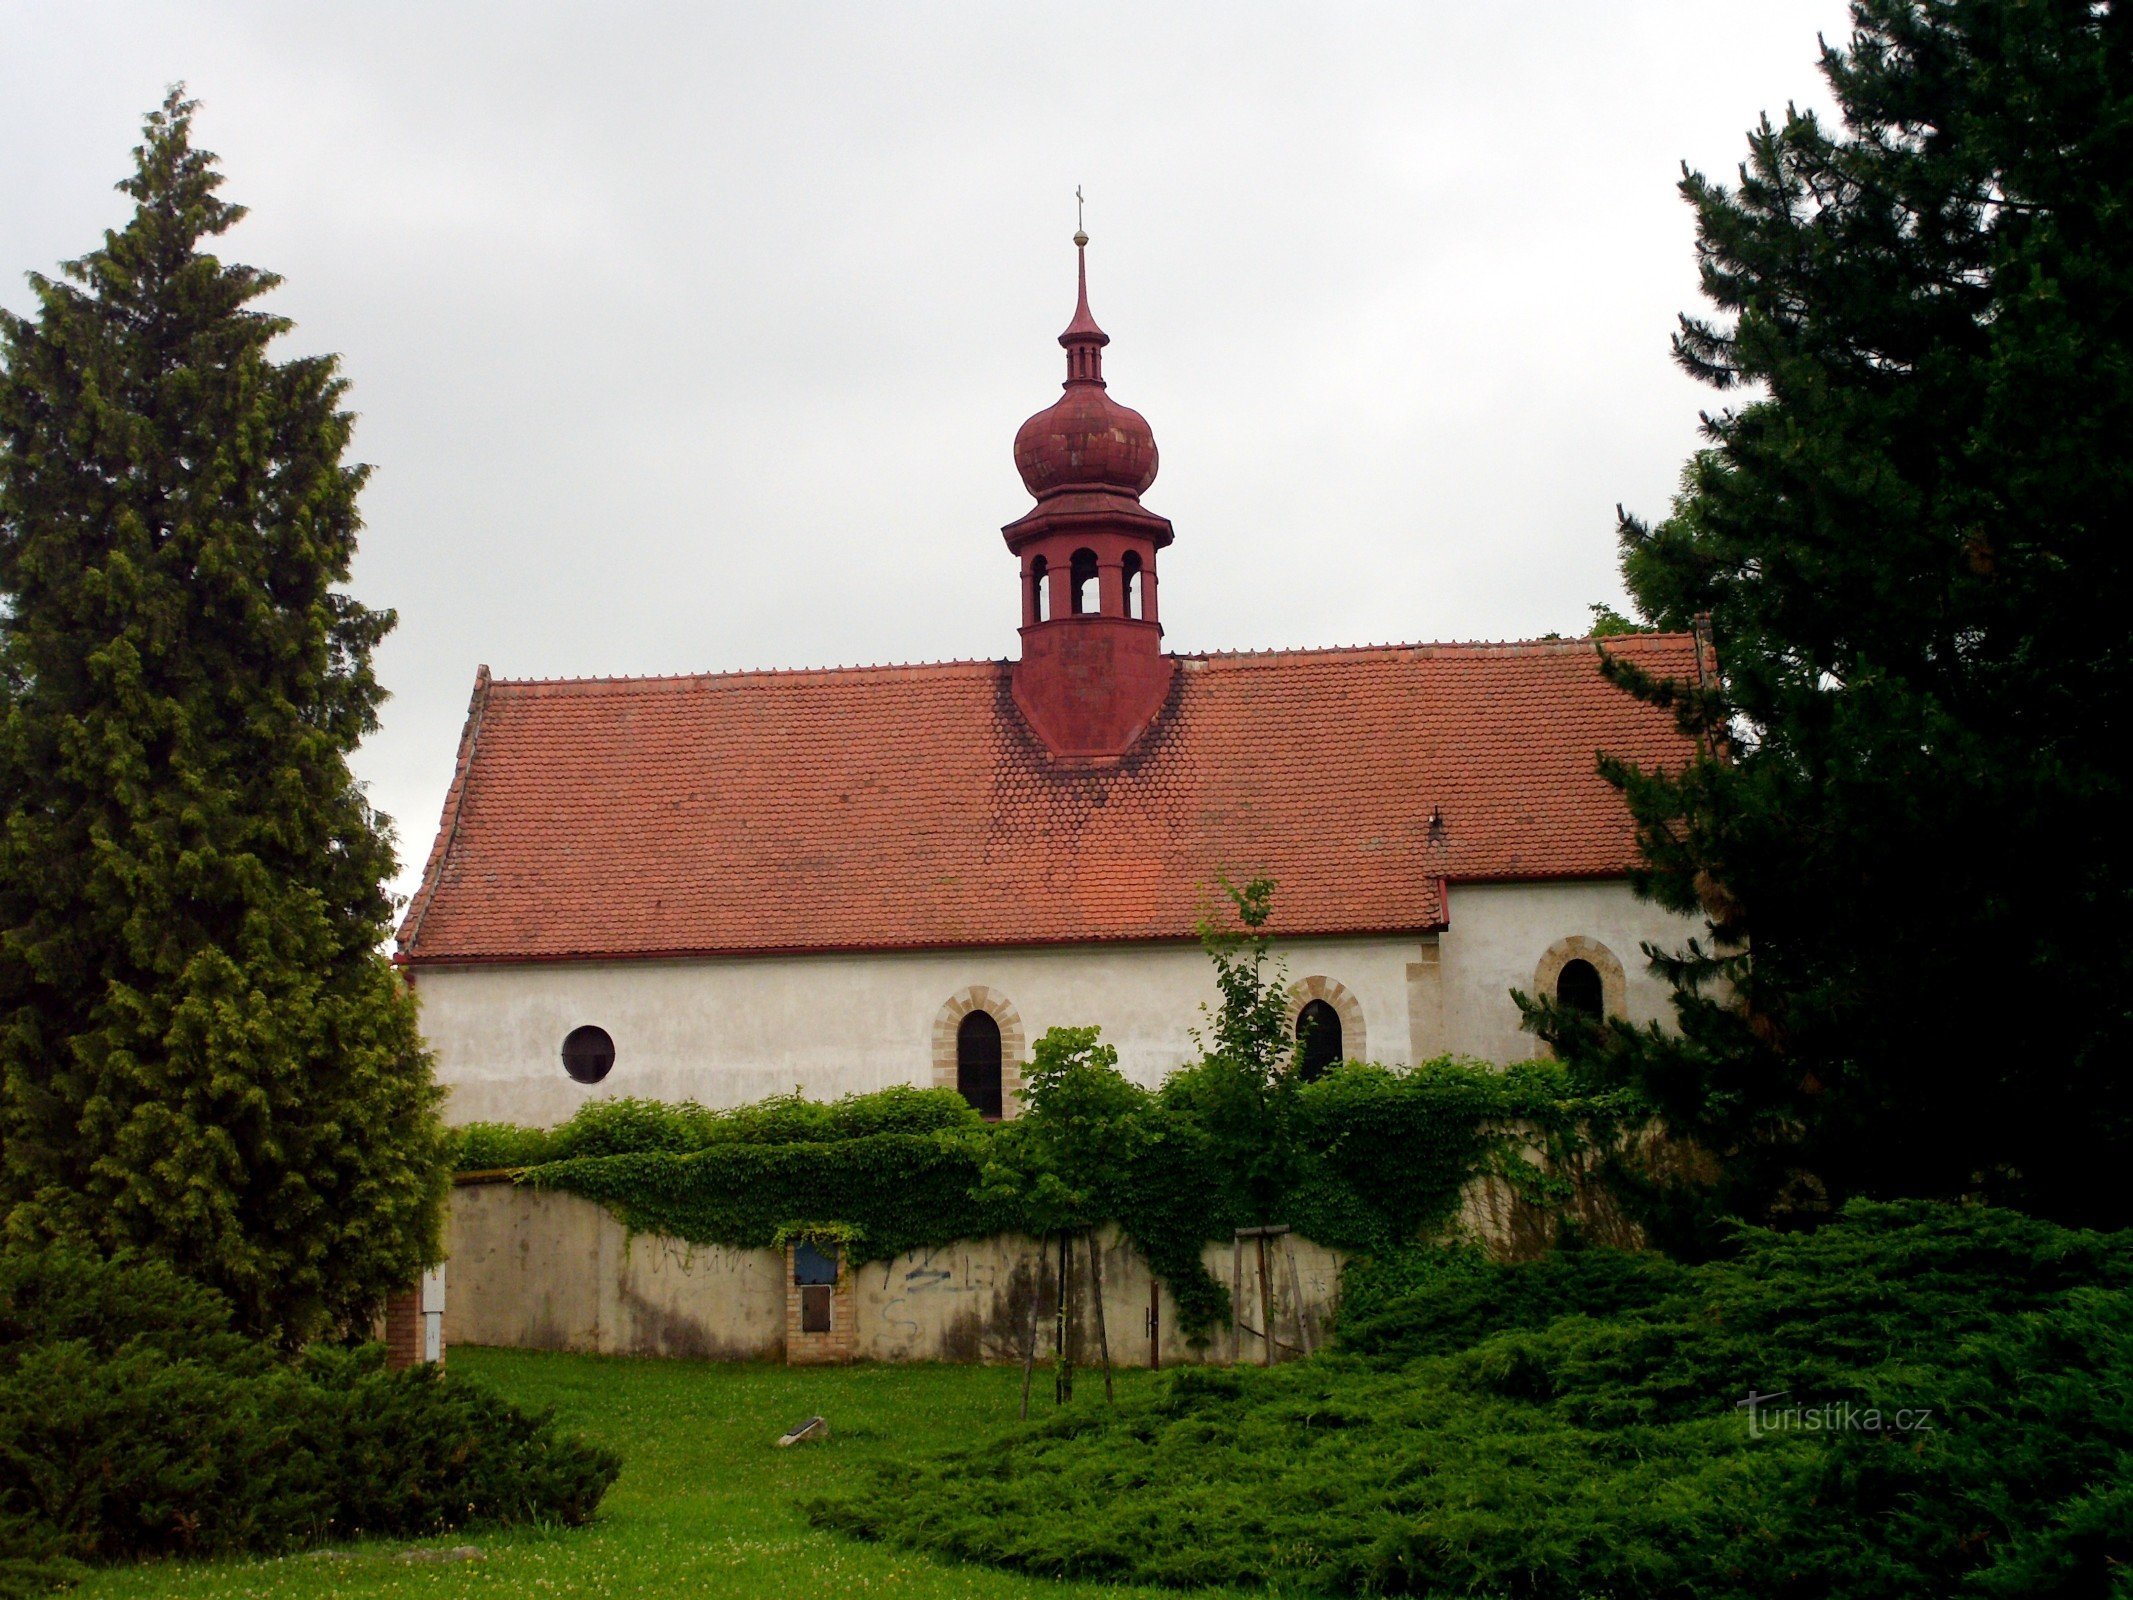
[444,1182,788,1358]
[414,880,1699,1126]
[446,1183,1343,1366]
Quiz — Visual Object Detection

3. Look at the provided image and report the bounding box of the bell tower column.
[1003,228,1175,761]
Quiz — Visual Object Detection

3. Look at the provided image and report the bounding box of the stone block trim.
[930,986,1026,1117]
[784,1243,856,1365]
[1532,935,1629,1034]
[1287,974,1366,1064]
[1405,938,1445,1062]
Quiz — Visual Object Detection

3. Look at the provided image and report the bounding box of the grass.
[69,1348,1204,1600]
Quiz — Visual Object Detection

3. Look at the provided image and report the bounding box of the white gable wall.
[411,877,1699,1128]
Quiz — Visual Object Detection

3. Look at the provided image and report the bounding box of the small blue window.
[794,1241,839,1286]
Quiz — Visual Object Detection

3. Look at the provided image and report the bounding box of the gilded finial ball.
[1073,229,1089,247]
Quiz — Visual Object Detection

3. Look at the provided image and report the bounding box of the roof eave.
[393,916,1459,971]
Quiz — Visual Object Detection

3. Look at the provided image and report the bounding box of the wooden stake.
[1254,1230,1275,1366]
[1055,1229,1074,1405]
[1283,1235,1315,1358]
[1229,1234,1244,1365]
[1087,1230,1114,1402]
[1148,1277,1161,1370]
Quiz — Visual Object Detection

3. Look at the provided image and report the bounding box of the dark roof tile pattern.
[396,635,1701,964]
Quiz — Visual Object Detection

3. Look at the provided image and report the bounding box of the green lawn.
[73,1347,1209,1600]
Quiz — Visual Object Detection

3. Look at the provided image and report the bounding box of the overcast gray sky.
[3,2,1852,907]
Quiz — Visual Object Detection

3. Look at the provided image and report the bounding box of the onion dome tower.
[1004,228,1175,760]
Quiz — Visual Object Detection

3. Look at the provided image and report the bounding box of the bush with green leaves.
[0,1246,620,1595]
[813,1202,2133,1597]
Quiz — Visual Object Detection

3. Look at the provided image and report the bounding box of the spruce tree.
[0,90,447,1341]
[1548,1,2133,1228]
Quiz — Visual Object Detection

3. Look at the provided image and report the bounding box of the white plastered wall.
[411,880,1700,1126]
[1436,879,1692,1064]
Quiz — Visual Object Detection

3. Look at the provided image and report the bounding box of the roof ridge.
[1177,632,1691,664]
[483,632,1694,690]
[488,657,1011,690]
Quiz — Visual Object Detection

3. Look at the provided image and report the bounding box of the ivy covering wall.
[454,1055,1627,1339]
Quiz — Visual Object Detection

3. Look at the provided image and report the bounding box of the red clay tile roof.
[396,635,1702,964]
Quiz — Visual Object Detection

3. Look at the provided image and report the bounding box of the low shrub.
[1334,1237,1691,1363]
[0,1247,621,1595]
[812,1202,2133,1597]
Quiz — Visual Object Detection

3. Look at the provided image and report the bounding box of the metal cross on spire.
[1074,185,1088,247]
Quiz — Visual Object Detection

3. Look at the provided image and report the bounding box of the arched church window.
[1030,555,1049,623]
[1122,551,1143,619]
[1295,999,1342,1082]
[1556,958,1604,1020]
[561,1024,614,1084]
[957,1010,1004,1119]
[1070,548,1098,615]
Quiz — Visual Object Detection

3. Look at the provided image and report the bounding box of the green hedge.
[0,1246,621,1595]
[533,1130,1007,1263]
[454,1083,980,1170]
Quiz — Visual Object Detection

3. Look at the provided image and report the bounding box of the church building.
[396,236,1706,1128]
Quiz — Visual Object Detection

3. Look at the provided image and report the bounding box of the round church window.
[561,1025,615,1084]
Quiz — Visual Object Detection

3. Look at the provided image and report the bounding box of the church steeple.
[1060,230,1108,384]
[1003,225,1175,761]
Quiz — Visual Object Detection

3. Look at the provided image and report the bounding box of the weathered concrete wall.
[414,882,1700,1127]
[848,1229,1344,1367]
[446,1184,786,1359]
[445,1183,1342,1366]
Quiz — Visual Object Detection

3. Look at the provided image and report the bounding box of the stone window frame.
[1285,975,1366,1066]
[1532,935,1629,1020]
[930,987,1026,1118]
